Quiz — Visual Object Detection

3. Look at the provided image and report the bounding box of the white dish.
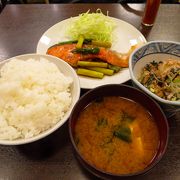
[0,54,80,145]
[36,17,146,89]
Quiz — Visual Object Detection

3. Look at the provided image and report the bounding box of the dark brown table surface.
[0,3,180,180]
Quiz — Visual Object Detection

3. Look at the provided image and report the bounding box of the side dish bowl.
[129,41,180,117]
[0,54,80,145]
[69,84,169,179]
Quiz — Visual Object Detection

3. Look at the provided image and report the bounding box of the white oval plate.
[36,17,146,89]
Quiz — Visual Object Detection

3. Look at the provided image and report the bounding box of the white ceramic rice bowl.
[0,54,80,145]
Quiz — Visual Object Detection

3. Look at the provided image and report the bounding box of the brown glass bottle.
[142,0,161,26]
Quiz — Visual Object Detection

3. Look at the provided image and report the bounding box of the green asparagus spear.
[87,67,114,76]
[76,35,84,49]
[91,40,112,48]
[72,47,100,54]
[77,61,108,68]
[108,64,122,73]
[56,40,78,45]
[77,68,104,79]
[48,39,93,49]
[48,40,78,49]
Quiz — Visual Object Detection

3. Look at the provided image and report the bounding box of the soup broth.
[75,96,159,175]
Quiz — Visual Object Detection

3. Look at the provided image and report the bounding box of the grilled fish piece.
[47,44,137,68]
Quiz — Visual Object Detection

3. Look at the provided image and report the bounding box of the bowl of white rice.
[0,54,80,145]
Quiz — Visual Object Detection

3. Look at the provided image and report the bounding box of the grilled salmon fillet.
[47,44,137,68]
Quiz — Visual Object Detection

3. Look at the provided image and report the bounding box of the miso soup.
[74,96,159,175]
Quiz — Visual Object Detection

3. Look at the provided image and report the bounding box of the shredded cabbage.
[66,9,116,43]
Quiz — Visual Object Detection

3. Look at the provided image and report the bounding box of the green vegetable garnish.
[87,67,114,76]
[173,77,180,83]
[114,126,132,143]
[77,61,108,68]
[77,68,104,79]
[121,111,135,123]
[48,39,94,50]
[72,47,100,54]
[48,40,78,49]
[145,64,151,71]
[97,118,108,127]
[66,9,116,43]
[91,40,112,48]
[96,118,108,131]
[146,74,154,87]
[139,60,180,101]
[151,61,158,68]
[76,35,84,49]
[108,64,122,73]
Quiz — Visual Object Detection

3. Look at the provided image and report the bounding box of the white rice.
[0,58,72,140]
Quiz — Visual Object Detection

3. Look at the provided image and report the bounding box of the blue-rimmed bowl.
[129,41,180,117]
